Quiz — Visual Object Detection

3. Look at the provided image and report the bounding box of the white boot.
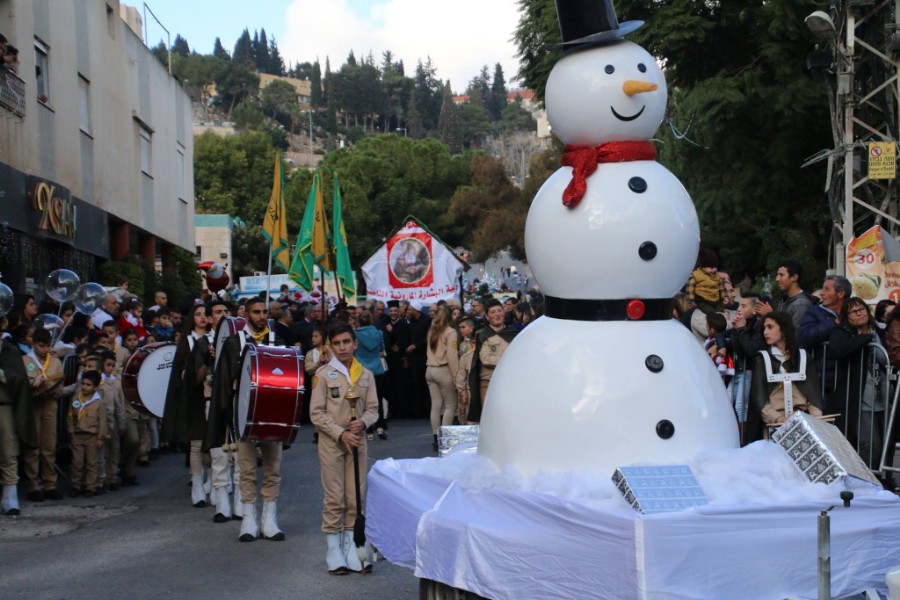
[326,532,349,574]
[238,502,258,542]
[261,500,285,540]
[190,474,206,507]
[233,485,243,519]
[342,530,364,572]
[212,487,232,523]
[2,484,20,516]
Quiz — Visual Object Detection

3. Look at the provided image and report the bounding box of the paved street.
[0,420,434,600]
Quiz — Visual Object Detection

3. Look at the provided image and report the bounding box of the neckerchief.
[249,326,270,344]
[27,350,51,377]
[560,141,657,208]
[74,391,101,421]
[328,356,364,388]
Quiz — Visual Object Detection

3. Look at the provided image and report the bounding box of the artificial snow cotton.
[398,442,890,511]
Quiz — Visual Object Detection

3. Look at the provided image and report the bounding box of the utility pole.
[805,1,900,275]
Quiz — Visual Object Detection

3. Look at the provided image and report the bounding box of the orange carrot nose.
[623,80,658,96]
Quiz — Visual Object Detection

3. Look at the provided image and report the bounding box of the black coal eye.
[638,63,647,73]
[605,64,615,74]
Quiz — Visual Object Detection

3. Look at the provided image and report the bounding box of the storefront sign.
[0,163,109,258]
[30,181,76,239]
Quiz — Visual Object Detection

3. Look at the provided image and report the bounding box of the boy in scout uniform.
[23,328,64,501]
[310,322,379,575]
[67,370,107,496]
[99,350,126,490]
[467,299,518,423]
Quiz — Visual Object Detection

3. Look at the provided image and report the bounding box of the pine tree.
[325,59,337,135]
[406,88,425,138]
[172,34,191,57]
[257,29,271,73]
[347,50,357,66]
[232,29,254,68]
[438,81,462,154]
[310,60,323,108]
[213,37,230,60]
[490,63,508,121]
[268,37,285,76]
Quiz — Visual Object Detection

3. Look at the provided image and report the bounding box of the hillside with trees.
[154,26,548,278]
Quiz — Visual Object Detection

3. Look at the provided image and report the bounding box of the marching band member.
[205,299,237,523]
[310,322,379,574]
[206,296,286,542]
[1,316,34,514]
[163,303,213,507]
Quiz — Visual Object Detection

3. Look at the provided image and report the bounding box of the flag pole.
[265,239,274,307]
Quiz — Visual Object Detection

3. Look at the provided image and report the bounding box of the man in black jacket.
[405,300,431,418]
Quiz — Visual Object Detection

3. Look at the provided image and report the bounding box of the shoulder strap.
[759,351,777,382]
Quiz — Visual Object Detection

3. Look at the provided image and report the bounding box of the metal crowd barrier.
[729,342,898,479]
[830,343,898,478]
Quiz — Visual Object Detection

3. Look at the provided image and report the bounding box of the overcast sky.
[142,0,523,91]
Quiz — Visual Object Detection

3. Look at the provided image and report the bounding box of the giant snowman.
[478,0,739,475]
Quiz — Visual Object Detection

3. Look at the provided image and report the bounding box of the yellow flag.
[261,153,290,271]
[311,172,332,272]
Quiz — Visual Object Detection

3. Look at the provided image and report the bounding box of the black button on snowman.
[478,0,739,476]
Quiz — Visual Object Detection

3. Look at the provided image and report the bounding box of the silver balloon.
[74,282,106,315]
[0,283,12,318]
[34,314,65,345]
[45,269,81,303]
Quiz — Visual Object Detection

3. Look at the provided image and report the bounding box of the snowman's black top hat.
[552,0,643,51]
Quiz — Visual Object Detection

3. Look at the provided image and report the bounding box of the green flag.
[332,176,355,298]
[289,172,321,291]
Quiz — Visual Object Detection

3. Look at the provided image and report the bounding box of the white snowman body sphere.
[478,40,739,476]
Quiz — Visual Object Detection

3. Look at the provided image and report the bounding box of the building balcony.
[0,68,26,117]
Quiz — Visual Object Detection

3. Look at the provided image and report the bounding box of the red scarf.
[561,141,657,208]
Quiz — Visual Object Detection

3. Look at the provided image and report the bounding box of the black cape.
[162,334,211,443]
[0,337,36,448]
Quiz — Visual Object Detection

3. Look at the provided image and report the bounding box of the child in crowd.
[23,328,64,500]
[704,313,734,383]
[99,351,126,490]
[153,309,175,342]
[67,370,107,496]
[455,317,476,424]
[687,249,727,314]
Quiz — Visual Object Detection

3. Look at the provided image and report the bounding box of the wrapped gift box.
[438,425,480,458]
[771,412,881,487]
[612,465,708,514]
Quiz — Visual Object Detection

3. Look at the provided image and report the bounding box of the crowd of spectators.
[679,251,897,491]
[1,253,895,519]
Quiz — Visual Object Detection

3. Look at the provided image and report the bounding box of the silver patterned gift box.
[771,412,881,486]
[438,425,480,458]
[612,465,709,514]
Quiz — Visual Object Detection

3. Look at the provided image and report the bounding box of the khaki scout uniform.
[23,352,63,493]
[478,330,511,407]
[67,392,108,493]
[309,358,378,533]
[97,376,126,486]
[425,327,460,433]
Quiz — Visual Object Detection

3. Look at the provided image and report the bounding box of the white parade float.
[366,2,900,598]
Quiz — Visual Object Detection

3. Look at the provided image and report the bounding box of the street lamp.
[805,11,836,39]
[396,127,407,137]
[306,109,314,166]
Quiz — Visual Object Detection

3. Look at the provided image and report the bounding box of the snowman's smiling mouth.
[611,106,645,122]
